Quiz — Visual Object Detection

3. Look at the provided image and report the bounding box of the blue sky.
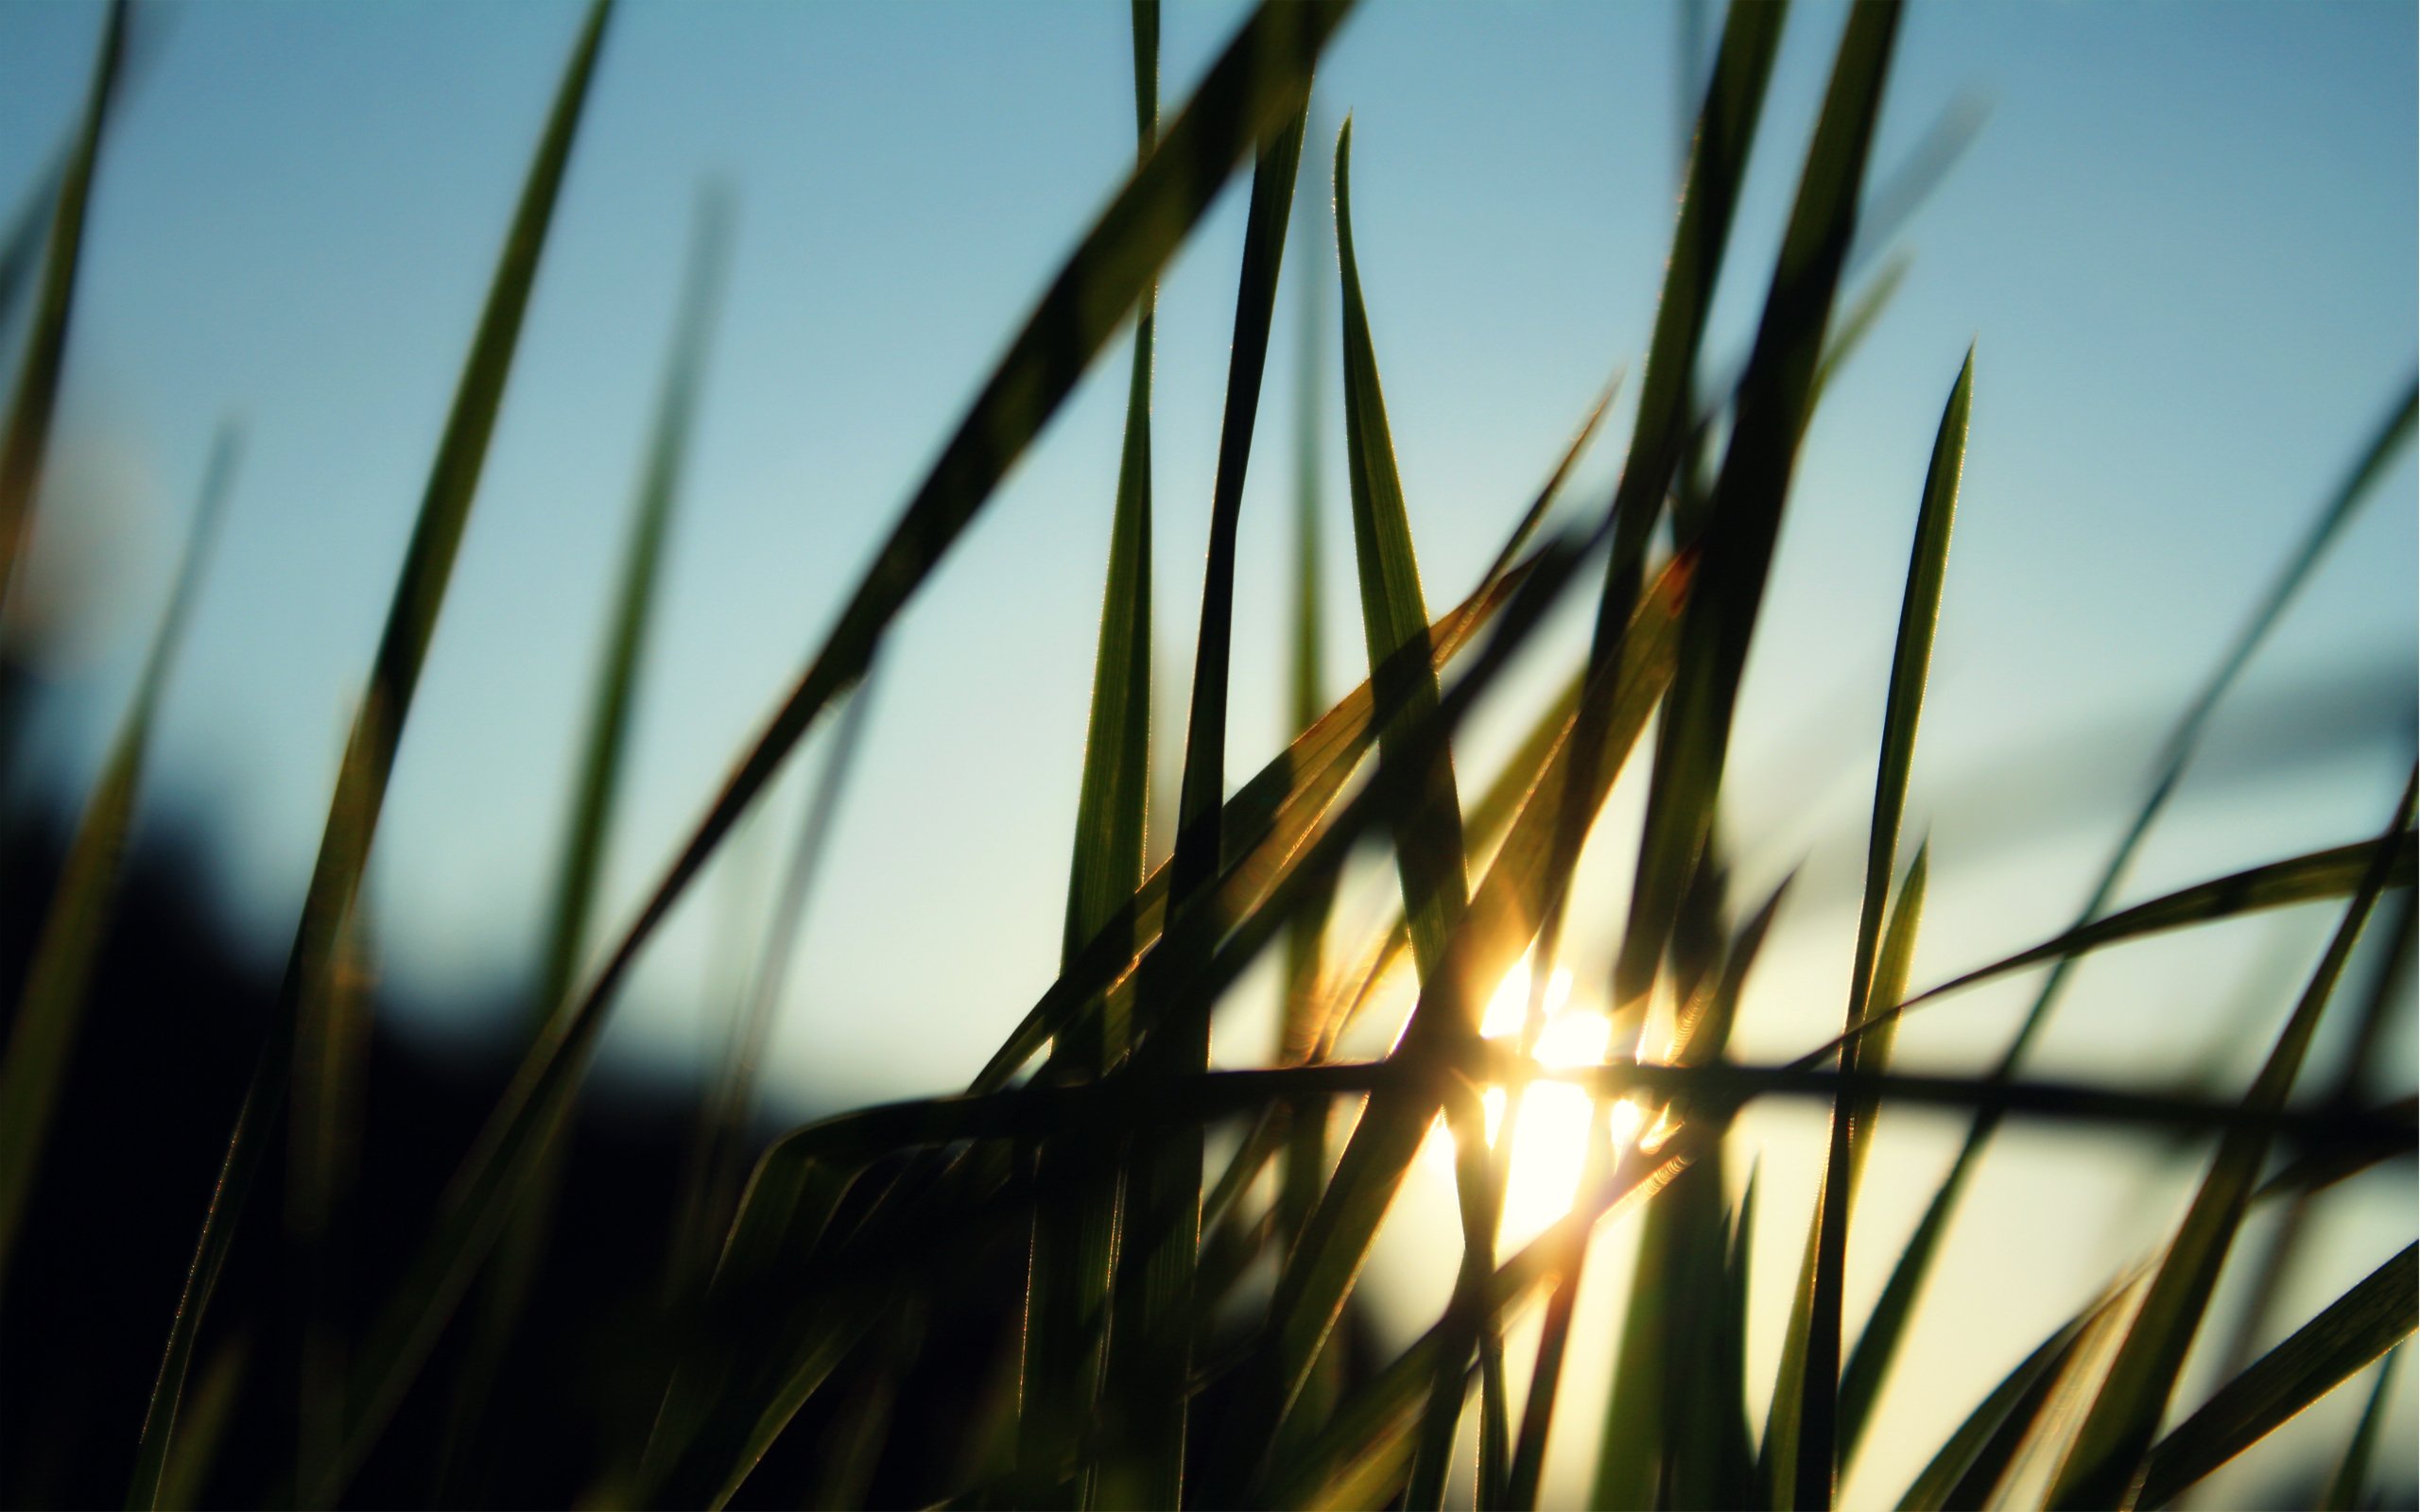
[2,1,2412,1500]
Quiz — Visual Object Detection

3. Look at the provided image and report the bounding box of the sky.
[1,0,2413,1503]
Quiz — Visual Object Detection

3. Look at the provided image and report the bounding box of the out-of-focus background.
[0,2,2411,1504]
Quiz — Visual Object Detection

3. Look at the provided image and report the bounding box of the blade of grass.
[1839,377,2419,1466]
[2135,1245,2416,1509]
[1592,0,1788,654]
[0,0,125,619]
[0,423,235,1289]
[1894,1288,2122,1511]
[1586,877,1789,1512]
[1770,847,1931,1508]
[1788,349,1967,1510]
[1222,546,1689,1501]
[1023,8,1163,1494]
[1811,833,2418,1070]
[1109,61,1310,1507]
[2049,769,2417,1509]
[2319,1343,2399,1512]
[436,177,734,1503]
[126,6,614,1502]
[325,6,1355,1486]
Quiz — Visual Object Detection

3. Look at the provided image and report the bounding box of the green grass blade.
[2050,771,2417,1509]
[1108,73,1310,1510]
[1894,1294,2110,1511]
[2320,1344,2400,1512]
[1334,117,1469,987]
[1586,879,1788,1512]
[153,1337,249,1512]
[1771,848,1929,1508]
[0,0,126,618]
[436,180,734,1501]
[0,423,235,1291]
[126,7,616,1502]
[1614,0,1903,1016]
[1223,553,1689,1500]
[0,154,64,343]
[1277,114,1337,1256]
[1594,0,1788,652]
[2135,1245,2416,1509]
[1789,350,1966,1508]
[1025,9,1164,1493]
[1814,833,2418,1067]
[1840,378,2417,1467]
[323,5,1352,1484]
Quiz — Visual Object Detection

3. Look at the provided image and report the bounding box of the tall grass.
[0,2,2411,1508]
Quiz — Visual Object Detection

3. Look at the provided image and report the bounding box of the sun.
[1425,956,1649,1251]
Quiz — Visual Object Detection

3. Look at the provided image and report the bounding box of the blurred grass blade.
[154,1336,249,1512]
[0,424,235,1291]
[2134,1245,2416,1508]
[1024,7,1162,1494]
[2049,770,2417,1509]
[2320,1344,2400,1512]
[439,180,734,1500]
[0,153,65,344]
[128,6,615,1502]
[1594,0,1787,649]
[1840,376,2418,1466]
[1614,0,1902,1017]
[1789,350,1965,1509]
[326,4,1353,1484]
[0,0,126,619]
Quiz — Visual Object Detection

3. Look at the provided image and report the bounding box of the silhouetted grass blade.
[128,5,615,1501]
[1615,0,1902,1019]
[2320,1344,2399,1512]
[2050,770,2416,1508]
[327,6,1352,1488]
[0,0,126,620]
[1024,6,1163,1495]
[1840,377,2419,1466]
[0,423,235,1290]
[2135,1245,2416,1508]
[1793,349,1965,1509]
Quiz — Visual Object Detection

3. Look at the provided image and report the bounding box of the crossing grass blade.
[319,6,1353,1486]
[435,179,734,1502]
[1787,349,1966,1510]
[1811,833,2419,1069]
[0,0,126,619]
[1838,376,2419,1466]
[2319,1343,2400,1512]
[1023,7,1163,1495]
[2134,1245,2416,1509]
[2049,769,2417,1509]
[125,6,615,1502]
[0,423,235,1291]
[1219,547,1689,1503]
[1614,0,1902,1017]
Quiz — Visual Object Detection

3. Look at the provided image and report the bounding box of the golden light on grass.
[1426,956,1651,1250]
